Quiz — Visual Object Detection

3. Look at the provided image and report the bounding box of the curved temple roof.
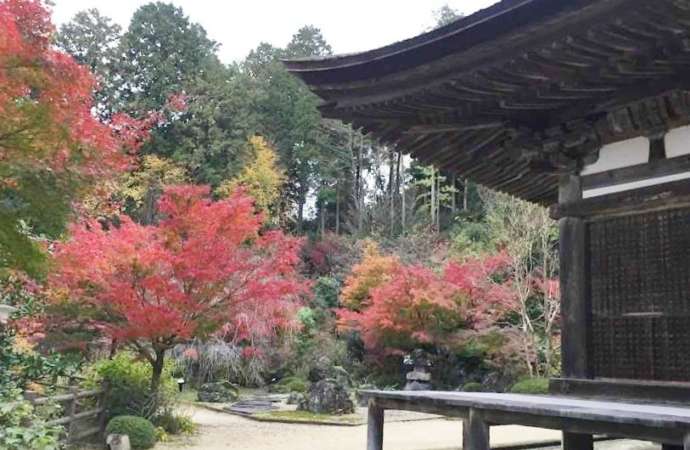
[285,0,690,204]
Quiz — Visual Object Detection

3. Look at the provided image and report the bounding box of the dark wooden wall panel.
[589,208,690,382]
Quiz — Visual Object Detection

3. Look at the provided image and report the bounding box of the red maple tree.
[51,185,306,390]
[0,0,148,177]
[338,253,514,356]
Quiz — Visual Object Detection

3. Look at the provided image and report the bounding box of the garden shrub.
[0,384,62,450]
[313,276,340,309]
[154,411,196,435]
[509,377,549,394]
[461,382,485,392]
[83,352,177,420]
[106,415,156,449]
[271,376,308,393]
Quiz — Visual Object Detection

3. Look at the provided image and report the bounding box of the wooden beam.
[367,402,384,450]
[551,177,690,219]
[582,155,690,190]
[558,175,593,450]
[558,218,591,376]
[563,432,594,450]
[403,121,504,134]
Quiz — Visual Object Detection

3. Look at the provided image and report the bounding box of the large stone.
[286,391,304,405]
[307,360,352,387]
[298,379,354,415]
[106,434,130,450]
[197,381,239,403]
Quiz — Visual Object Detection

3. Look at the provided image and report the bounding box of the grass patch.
[177,388,199,403]
[252,410,363,426]
[509,377,549,394]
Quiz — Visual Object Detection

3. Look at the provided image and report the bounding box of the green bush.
[509,377,549,395]
[153,409,196,435]
[313,276,340,309]
[106,415,156,449]
[461,382,485,392]
[271,376,308,394]
[83,352,177,420]
[0,384,62,450]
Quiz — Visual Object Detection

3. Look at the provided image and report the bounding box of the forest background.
[0,0,561,415]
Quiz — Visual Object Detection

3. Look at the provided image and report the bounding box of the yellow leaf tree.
[118,155,189,223]
[217,136,285,221]
[340,241,402,311]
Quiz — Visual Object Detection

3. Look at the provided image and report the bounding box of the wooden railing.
[29,384,108,444]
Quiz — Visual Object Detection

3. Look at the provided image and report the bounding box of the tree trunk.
[150,348,166,394]
[297,193,306,233]
[463,178,469,211]
[451,174,457,214]
[430,169,436,229]
[357,135,364,234]
[388,147,395,238]
[436,172,441,230]
[335,182,340,235]
[401,158,406,236]
[320,202,326,235]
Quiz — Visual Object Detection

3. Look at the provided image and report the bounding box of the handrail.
[27,383,109,444]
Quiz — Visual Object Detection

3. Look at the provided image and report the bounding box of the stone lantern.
[403,349,432,391]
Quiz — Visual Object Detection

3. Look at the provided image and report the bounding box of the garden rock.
[106,434,131,450]
[286,391,304,405]
[307,359,352,387]
[197,381,239,403]
[298,379,354,415]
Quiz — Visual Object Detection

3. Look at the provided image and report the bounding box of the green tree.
[56,8,122,117]
[150,63,259,186]
[285,25,332,58]
[118,2,218,113]
[433,5,462,28]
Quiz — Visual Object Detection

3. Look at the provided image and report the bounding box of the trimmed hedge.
[509,377,549,394]
[461,382,485,392]
[106,415,156,449]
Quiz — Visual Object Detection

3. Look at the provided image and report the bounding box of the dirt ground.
[156,405,660,450]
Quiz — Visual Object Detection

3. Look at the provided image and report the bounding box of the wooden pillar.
[462,409,490,450]
[367,401,384,450]
[558,175,593,450]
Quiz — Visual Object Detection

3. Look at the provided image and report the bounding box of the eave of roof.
[284,0,690,205]
[283,0,593,85]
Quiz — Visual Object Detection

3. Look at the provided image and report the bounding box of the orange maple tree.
[338,251,514,356]
[51,185,306,391]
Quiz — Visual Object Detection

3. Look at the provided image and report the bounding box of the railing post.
[462,409,490,450]
[67,386,78,443]
[367,400,384,450]
[98,381,110,436]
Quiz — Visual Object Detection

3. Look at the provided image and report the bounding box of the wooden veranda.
[285,0,690,448]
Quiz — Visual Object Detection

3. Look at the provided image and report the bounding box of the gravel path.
[156,405,564,450]
[157,405,661,450]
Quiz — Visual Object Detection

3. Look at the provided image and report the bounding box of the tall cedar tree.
[0,0,145,277]
[55,8,122,118]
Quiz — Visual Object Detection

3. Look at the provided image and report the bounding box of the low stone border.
[188,401,364,426]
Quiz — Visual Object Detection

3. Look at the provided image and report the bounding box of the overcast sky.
[51,0,496,64]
